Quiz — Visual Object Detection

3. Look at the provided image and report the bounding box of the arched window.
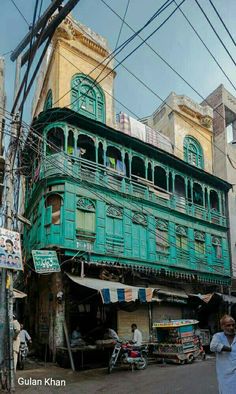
[43,89,53,111]
[46,127,65,155]
[184,136,204,169]
[76,198,96,235]
[45,194,63,225]
[71,74,105,122]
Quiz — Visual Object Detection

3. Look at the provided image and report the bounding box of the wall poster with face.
[0,228,23,270]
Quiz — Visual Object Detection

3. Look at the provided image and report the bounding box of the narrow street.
[15,358,218,394]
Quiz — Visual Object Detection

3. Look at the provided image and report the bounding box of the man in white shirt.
[19,324,32,345]
[131,323,142,347]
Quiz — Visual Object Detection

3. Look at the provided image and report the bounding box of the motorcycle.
[18,342,28,370]
[108,341,148,373]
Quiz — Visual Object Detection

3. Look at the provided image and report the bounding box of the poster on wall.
[0,228,23,271]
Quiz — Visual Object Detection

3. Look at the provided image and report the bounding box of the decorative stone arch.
[43,89,53,111]
[194,231,205,242]
[156,219,168,231]
[71,74,106,123]
[106,205,123,218]
[176,225,187,237]
[132,212,147,226]
[184,135,204,169]
[77,197,95,211]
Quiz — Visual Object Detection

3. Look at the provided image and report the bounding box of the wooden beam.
[10,0,63,61]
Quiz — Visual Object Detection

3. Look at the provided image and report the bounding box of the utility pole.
[3,56,21,392]
[0,1,81,391]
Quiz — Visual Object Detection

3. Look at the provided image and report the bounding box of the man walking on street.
[131,323,142,346]
[210,315,236,394]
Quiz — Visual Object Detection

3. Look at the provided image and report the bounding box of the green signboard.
[32,250,61,273]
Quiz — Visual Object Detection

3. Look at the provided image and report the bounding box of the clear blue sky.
[1,0,236,125]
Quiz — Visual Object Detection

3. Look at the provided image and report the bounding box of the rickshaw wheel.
[187,354,194,364]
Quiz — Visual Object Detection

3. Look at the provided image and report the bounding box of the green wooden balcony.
[32,153,227,227]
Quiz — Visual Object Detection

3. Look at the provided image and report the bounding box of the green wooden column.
[64,125,68,154]
[205,233,212,272]
[95,137,99,164]
[169,222,176,264]
[188,228,195,268]
[121,150,126,192]
[148,215,156,262]
[166,170,169,192]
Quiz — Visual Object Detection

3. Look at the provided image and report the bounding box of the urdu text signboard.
[0,228,23,271]
[32,250,61,273]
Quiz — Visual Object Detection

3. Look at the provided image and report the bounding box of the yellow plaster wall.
[173,113,213,173]
[33,22,115,128]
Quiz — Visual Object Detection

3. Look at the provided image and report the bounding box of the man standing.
[210,315,236,394]
[13,315,21,372]
[131,323,142,346]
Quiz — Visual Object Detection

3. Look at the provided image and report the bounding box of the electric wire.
[208,0,236,48]
[174,0,236,92]
[114,0,130,50]
[9,0,30,26]
[195,0,236,69]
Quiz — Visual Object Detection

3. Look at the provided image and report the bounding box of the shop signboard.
[32,250,61,273]
[0,228,23,270]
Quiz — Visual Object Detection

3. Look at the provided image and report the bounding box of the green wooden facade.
[23,108,231,285]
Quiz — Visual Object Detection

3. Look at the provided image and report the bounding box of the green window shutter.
[45,206,52,226]
[195,240,205,254]
[84,212,95,232]
[76,210,95,232]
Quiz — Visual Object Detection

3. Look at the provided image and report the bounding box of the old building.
[202,85,236,282]
[21,17,231,361]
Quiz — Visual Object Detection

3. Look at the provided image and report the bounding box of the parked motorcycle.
[18,342,28,370]
[108,341,148,373]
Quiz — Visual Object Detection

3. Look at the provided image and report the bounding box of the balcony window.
[184,136,204,169]
[176,226,188,250]
[76,198,95,236]
[156,219,169,253]
[45,194,63,225]
[71,74,105,123]
[194,231,205,254]
[212,236,222,259]
[46,127,65,155]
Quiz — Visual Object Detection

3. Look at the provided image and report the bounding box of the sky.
[1,0,236,126]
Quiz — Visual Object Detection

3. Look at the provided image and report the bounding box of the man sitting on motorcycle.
[19,324,32,355]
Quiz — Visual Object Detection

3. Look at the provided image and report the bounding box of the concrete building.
[202,85,236,279]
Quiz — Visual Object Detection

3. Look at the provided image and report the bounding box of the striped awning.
[66,274,154,304]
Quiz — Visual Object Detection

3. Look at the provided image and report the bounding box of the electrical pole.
[0,1,81,391]
[3,56,21,393]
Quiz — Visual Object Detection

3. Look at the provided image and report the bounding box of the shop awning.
[13,289,27,299]
[156,285,188,299]
[66,274,154,304]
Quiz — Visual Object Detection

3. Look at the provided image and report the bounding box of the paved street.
[15,357,218,394]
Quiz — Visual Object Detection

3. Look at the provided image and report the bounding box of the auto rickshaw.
[152,319,205,365]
